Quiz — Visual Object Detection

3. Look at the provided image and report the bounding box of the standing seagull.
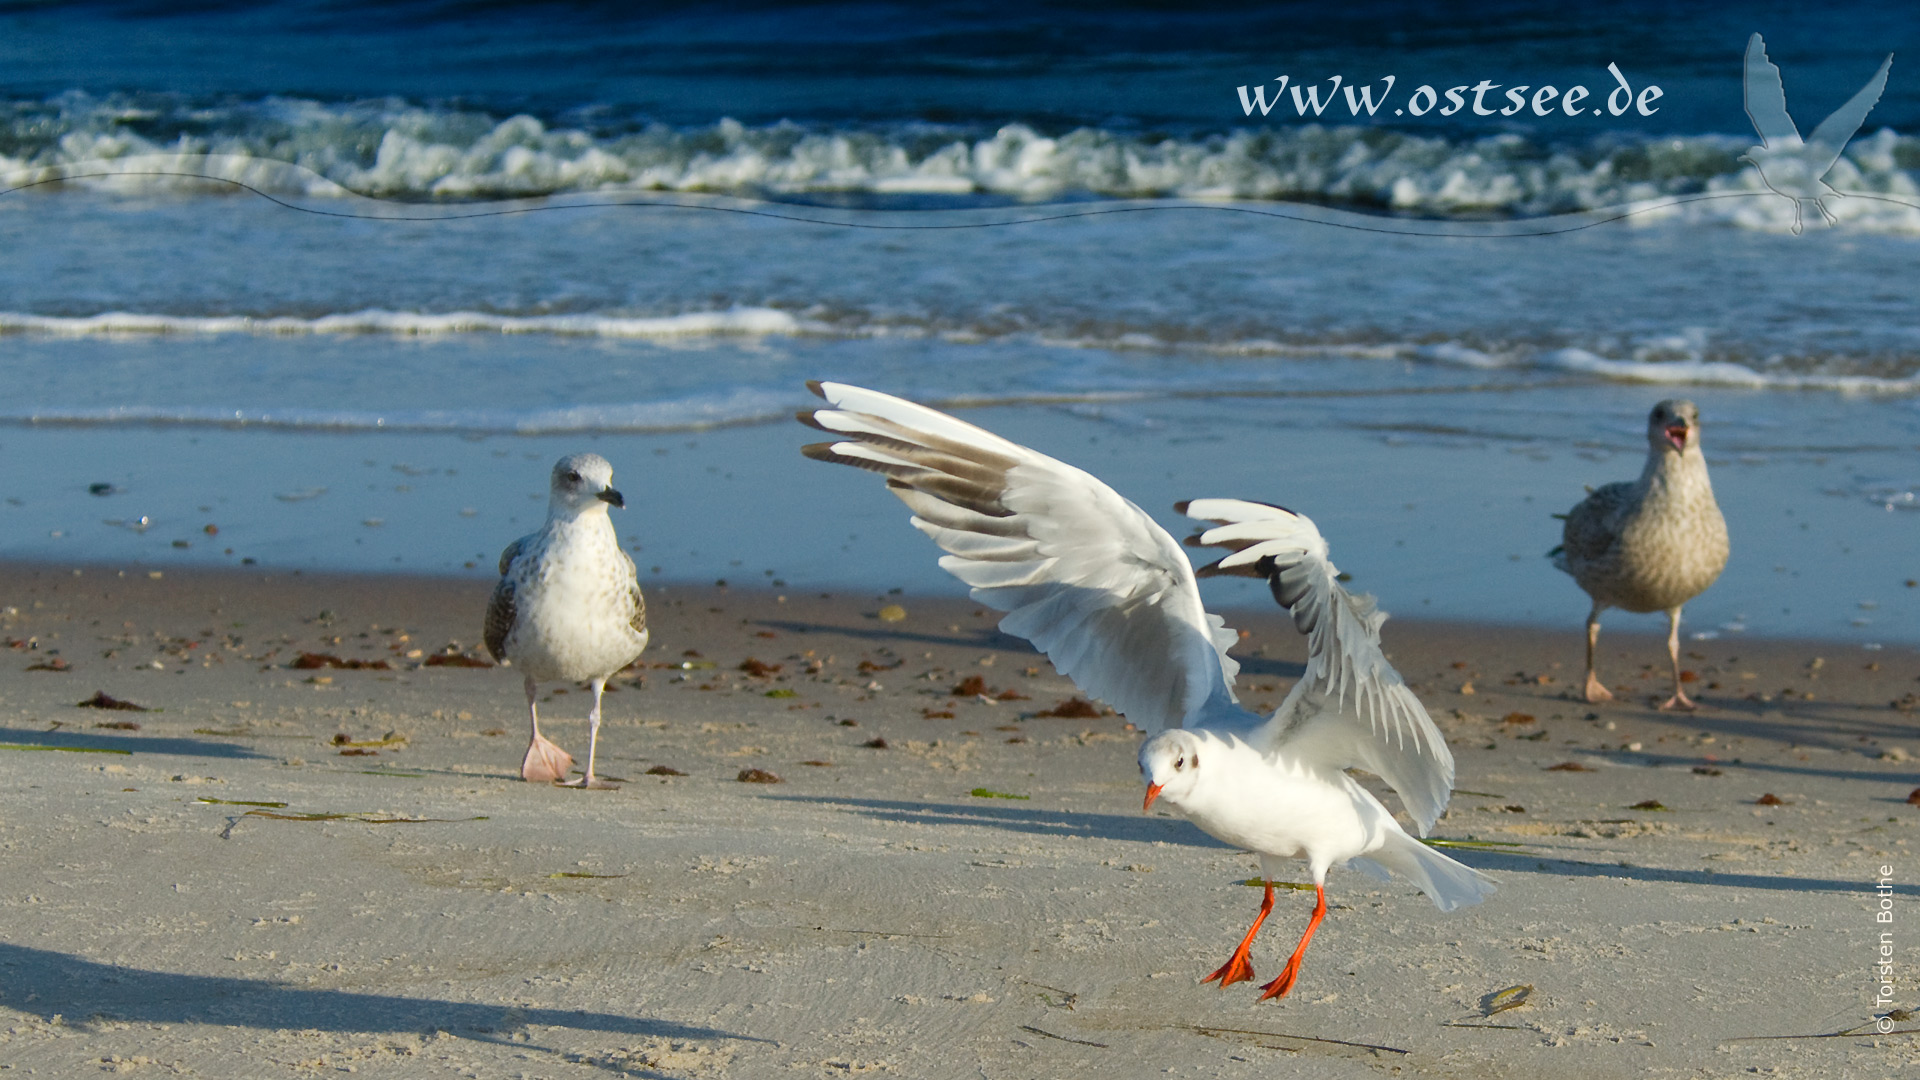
[485,453,648,787]
[1740,32,1892,234]
[801,382,1492,1001]
[1553,400,1728,711]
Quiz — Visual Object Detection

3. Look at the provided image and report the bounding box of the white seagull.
[485,453,649,787]
[800,382,1493,1001]
[1740,32,1892,234]
[1553,400,1729,711]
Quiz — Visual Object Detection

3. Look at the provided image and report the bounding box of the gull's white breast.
[1175,732,1387,865]
[505,516,647,683]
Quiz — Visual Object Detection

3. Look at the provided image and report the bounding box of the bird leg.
[520,676,574,783]
[1659,608,1697,711]
[559,676,620,789]
[1258,883,1327,1001]
[1583,609,1613,703]
[1203,883,1275,988]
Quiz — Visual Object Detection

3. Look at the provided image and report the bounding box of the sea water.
[0,3,1914,644]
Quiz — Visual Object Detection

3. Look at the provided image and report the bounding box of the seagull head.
[549,453,623,515]
[1138,729,1205,813]
[1646,400,1702,456]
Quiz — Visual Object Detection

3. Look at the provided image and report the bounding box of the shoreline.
[4,556,1911,653]
[1,560,1917,1077]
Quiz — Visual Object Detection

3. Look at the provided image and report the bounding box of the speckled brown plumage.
[1555,400,1729,709]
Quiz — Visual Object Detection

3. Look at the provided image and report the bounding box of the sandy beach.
[1,560,1915,1078]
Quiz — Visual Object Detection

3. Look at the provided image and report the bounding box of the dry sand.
[1,561,1917,1078]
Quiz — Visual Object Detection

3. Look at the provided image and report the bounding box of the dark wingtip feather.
[1172,499,1191,515]
[796,409,831,431]
[800,441,841,462]
[805,379,828,399]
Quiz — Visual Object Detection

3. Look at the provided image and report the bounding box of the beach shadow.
[755,618,1015,651]
[0,943,763,1044]
[766,793,1231,848]
[770,797,1919,899]
[0,728,271,760]
[1448,847,1920,897]
[1589,748,1920,787]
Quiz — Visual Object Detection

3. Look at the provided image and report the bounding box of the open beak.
[597,487,626,509]
[1142,783,1163,812]
[1664,423,1689,452]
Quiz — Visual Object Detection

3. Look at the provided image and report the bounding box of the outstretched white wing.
[799,381,1243,732]
[1182,498,1454,834]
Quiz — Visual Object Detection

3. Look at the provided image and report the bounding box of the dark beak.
[597,487,625,509]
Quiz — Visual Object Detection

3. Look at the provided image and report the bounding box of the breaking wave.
[6,92,1920,230]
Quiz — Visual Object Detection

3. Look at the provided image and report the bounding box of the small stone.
[877,604,907,623]
[736,768,782,784]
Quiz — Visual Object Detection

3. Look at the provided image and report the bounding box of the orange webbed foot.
[1203,950,1256,989]
[1257,961,1303,1001]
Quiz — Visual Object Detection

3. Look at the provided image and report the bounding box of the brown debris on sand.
[78,691,148,711]
[1033,697,1104,719]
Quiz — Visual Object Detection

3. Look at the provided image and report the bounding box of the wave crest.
[6,92,1920,229]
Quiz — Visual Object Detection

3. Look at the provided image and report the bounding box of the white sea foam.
[6,94,1920,230]
[1,387,803,434]
[0,307,805,338]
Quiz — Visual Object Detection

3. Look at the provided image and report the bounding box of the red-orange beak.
[1664,423,1689,451]
[1142,783,1164,812]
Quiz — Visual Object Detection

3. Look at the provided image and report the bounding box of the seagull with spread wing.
[1741,32,1892,234]
[799,382,1492,1001]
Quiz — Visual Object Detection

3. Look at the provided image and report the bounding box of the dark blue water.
[3,2,1915,144]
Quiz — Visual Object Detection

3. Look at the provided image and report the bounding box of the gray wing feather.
[1558,481,1634,573]
[484,536,530,662]
[484,577,516,662]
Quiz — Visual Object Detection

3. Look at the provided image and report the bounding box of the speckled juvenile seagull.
[800,381,1492,1002]
[485,453,648,786]
[1554,400,1729,710]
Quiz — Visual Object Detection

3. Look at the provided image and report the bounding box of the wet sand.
[0,561,1916,1078]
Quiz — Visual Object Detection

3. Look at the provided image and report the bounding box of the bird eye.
[1174,757,1185,770]
[564,470,582,483]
